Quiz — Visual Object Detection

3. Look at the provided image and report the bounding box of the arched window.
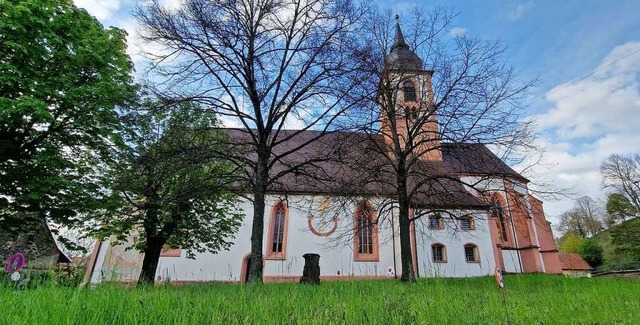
[464,244,479,263]
[431,243,447,263]
[491,194,508,241]
[354,201,379,261]
[266,200,288,260]
[403,80,417,102]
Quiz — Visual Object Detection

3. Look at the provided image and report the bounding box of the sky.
[72,0,640,224]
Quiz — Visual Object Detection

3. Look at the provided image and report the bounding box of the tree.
[610,220,640,262]
[558,232,583,253]
[0,0,136,233]
[557,196,604,238]
[135,0,367,283]
[89,102,242,286]
[346,9,536,281]
[601,154,640,213]
[577,239,603,268]
[605,193,637,225]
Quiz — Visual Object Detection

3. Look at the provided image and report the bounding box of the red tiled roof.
[559,253,593,270]
[223,129,525,209]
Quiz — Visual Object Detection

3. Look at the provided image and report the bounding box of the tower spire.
[391,14,410,52]
[385,14,423,70]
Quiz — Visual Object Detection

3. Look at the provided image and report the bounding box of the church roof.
[441,143,529,182]
[385,15,423,71]
[225,129,526,209]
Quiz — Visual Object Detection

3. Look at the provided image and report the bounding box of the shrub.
[559,233,583,253]
[578,239,604,267]
[1,265,84,288]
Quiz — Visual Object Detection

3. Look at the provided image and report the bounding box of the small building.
[0,220,70,269]
[559,253,592,277]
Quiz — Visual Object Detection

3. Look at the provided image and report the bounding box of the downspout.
[391,204,398,278]
[411,208,420,278]
[503,179,523,273]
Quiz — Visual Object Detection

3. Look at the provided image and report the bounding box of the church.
[85,20,562,285]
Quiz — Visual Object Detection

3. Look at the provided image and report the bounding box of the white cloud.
[528,41,640,221]
[449,27,467,38]
[145,0,184,11]
[504,1,535,22]
[538,41,640,138]
[74,0,120,20]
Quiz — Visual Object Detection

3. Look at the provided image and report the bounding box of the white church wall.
[91,193,505,283]
[154,197,255,282]
[502,250,522,273]
[414,210,496,277]
[150,194,399,282]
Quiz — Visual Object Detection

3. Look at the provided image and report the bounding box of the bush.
[578,239,604,267]
[1,265,85,288]
[559,233,583,253]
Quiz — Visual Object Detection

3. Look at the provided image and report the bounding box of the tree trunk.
[248,155,268,283]
[397,167,415,282]
[138,236,165,286]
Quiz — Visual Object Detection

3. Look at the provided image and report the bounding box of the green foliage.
[559,233,583,253]
[0,266,83,288]
[591,217,640,267]
[606,193,637,225]
[610,218,640,262]
[0,275,639,323]
[89,101,242,280]
[577,239,604,267]
[0,0,136,233]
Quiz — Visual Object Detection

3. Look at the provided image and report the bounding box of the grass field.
[0,274,638,324]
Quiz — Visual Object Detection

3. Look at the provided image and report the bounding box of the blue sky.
[74,0,640,222]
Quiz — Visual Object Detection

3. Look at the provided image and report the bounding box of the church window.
[492,195,508,241]
[354,201,379,261]
[403,80,417,102]
[431,243,447,263]
[459,215,475,230]
[428,214,444,229]
[266,200,288,260]
[464,244,479,263]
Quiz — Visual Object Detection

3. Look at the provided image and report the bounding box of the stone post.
[299,253,320,284]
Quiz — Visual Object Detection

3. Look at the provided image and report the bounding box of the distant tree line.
[556,153,640,268]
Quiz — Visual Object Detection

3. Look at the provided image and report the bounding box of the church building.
[85,19,562,284]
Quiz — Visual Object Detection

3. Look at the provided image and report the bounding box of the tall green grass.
[0,275,637,324]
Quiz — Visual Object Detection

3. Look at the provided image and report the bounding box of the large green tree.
[0,0,136,233]
[606,193,637,226]
[610,220,640,263]
[91,102,243,286]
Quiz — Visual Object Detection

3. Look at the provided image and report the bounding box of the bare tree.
[557,196,604,237]
[345,8,537,281]
[135,0,368,283]
[601,153,640,212]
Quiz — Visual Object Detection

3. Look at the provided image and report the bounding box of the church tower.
[380,15,442,161]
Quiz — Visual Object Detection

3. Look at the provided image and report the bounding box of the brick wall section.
[530,195,562,273]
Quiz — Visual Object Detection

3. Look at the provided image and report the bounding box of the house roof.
[224,129,524,210]
[559,253,593,270]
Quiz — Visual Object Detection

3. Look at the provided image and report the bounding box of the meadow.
[0,274,638,324]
